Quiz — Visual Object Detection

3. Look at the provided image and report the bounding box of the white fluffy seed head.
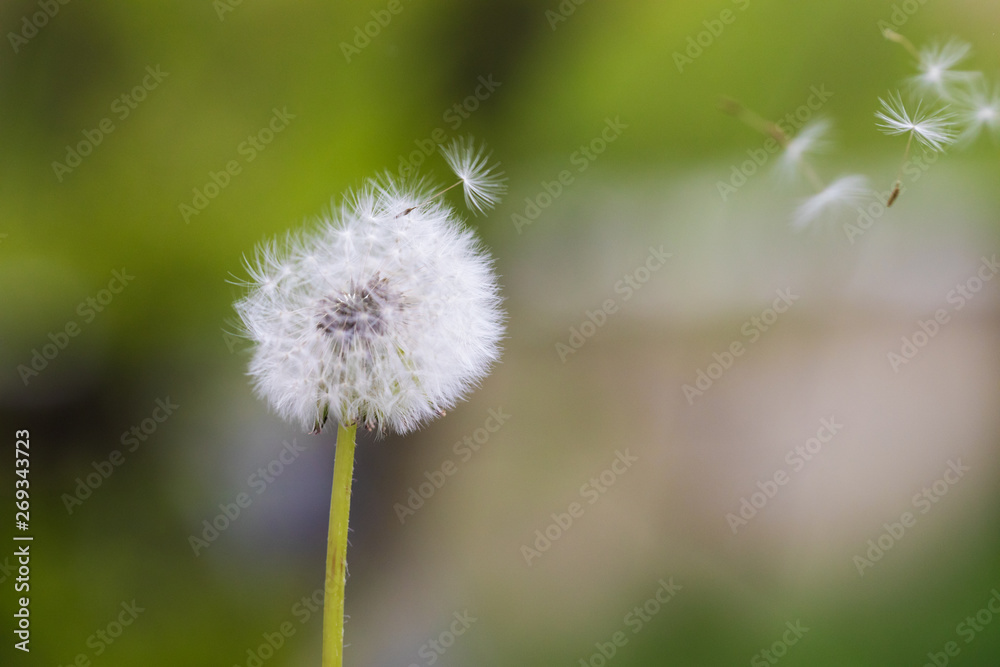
[235,160,505,436]
[875,91,957,152]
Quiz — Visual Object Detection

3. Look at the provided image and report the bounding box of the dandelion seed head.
[236,171,505,436]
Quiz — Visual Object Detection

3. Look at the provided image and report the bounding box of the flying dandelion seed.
[910,38,980,99]
[955,78,1000,144]
[875,91,957,152]
[875,91,957,206]
[777,118,831,182]
[439,136,508,215]
[791,174,870,231]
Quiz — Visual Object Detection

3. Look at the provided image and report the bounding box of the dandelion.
[237,144,505,436]
[235,138,505,667]
[791,174,870,231]
[875,91,956,205]
[955,78,1000,144]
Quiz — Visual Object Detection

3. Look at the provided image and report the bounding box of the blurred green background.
[3,1,1000,665]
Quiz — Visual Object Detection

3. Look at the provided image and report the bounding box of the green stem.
[322,422,358,667]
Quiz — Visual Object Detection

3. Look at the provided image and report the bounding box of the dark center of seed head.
[317,277,395,344]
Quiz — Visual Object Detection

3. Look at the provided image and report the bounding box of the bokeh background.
[3,1,1000,665]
